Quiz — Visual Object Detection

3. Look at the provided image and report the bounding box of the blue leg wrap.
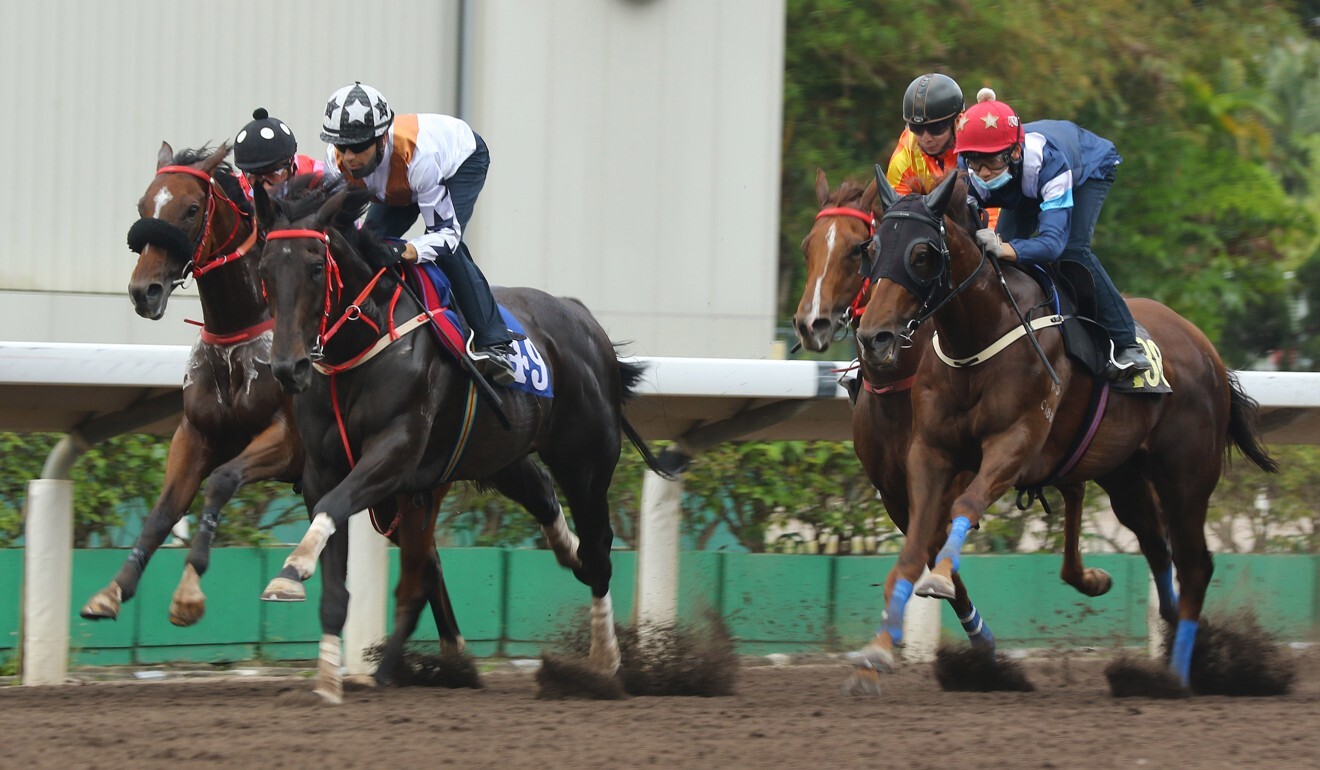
[936,516,973,572]
[1171,618,1198,687]
[1155,564,1179,621]
[880,578,914,645]
[959,603,995,651]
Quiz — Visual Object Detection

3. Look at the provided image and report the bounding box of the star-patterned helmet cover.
[234,107,298,171]
[954,90,1023,155]
[320,82,394,144]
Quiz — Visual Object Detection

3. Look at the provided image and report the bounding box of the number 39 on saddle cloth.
[404,262,553,398]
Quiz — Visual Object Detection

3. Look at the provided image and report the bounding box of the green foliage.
[781,0,1320,361]
[0,432,305,548]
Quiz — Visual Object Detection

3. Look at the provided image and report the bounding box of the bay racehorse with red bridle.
[852,170,1277,688]
[250,178,669,703]
[85,144,463,685]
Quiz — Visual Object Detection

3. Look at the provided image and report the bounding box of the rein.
[154,165,253,284]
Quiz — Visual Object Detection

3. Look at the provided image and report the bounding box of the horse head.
[127,142,246,318]
[254,178,375,393]
[854,170,982,369]
[792,169,879,352]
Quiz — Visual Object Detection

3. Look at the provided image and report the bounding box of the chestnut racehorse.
[85,144,463,685]
[793,169,996,656]
[853,170,1277,687]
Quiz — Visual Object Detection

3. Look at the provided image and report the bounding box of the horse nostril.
[870,331,895,352]
[145,284,164,302]
[810,318,833,335]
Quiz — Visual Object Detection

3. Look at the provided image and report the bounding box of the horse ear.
[815,168,830,207]
[251,181,278,230]
[156,141,174,169]
[200,142,230,174]
[314,189,351,230]
[861,178,879,215]
[923,172,958,215]
[873,164,899,211]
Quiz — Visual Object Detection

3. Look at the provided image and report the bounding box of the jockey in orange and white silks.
[319,81,515,384]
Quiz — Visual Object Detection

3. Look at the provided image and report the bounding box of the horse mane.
[909,171,981,236]
[273,175,395,268]
[172,145,251,218]
[828,179,869,208]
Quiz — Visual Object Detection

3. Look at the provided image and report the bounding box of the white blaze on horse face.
[151,187,173,218]
[807,221,840,322]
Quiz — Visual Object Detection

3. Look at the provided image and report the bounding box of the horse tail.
[1226,370,1280,474]
[614,353,680,481]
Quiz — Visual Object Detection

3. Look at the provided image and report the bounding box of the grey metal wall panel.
[0,0,457,297]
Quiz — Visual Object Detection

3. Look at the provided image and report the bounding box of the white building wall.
[0,0,784,359]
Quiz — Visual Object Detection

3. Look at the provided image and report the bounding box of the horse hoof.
[915,573,956,600]
[841,667,885,697]
[169,598,206,627]
[1085,568,1113,597]
[261,577,306,602]
[313,688,344,706]
[344,674,378,691]
[847,644,895,674]
[80,584,123,621]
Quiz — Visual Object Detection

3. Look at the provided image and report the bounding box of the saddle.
[1017,260,1171,395]
[401,261,552,398]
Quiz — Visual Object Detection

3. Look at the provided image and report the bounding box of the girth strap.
[932,314,1065,368]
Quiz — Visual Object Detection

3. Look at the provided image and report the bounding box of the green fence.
[1,549,1316,666]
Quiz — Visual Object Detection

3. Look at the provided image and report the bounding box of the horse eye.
[185,204,200,219]
[310,262,325,279]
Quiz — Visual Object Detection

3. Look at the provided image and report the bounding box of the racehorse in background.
[852,170,1277,687]
[251,179,669,703]
[86,145,464,680]
[793,169,996,658]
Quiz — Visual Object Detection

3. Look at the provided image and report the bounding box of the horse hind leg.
[1147,468,1216,687]
[1057,482,1115,598]
[1099,467,1180,623]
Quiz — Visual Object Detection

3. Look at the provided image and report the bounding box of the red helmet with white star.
[954,88,1023,155]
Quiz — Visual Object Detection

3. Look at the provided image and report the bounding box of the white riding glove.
[975,227,1005,257]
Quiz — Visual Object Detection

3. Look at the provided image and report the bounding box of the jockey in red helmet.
[956,88,1149,379]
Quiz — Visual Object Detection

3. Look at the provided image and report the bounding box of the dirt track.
[1,649,1317,769]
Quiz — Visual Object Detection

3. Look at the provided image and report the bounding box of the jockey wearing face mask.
[956,88,1149,379]
[319,81,516,385]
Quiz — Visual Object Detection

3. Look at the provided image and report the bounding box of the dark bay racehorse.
[853,170,1277,687]
[251,180,664,703]
[793,170,996,657]
[88,145,464,678]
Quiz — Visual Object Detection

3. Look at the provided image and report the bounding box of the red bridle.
[154,165,254,279]
[813,206,877,324]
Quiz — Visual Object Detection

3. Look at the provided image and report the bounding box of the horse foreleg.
[1057,482,1113,597]
[171,420,301,626]
[261,512,336,601]
[312,527,350,704]
[82,420,211,620]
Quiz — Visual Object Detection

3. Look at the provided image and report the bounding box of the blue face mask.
[970,168,1013,195]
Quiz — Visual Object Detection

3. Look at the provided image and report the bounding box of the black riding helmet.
[902,73,964,125]
[234,108,298,172]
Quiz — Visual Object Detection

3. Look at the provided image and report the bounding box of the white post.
[903,567,942,663]
[1147,573,1162,659]
[343,512,389,676]
[636,470,683,629]
[22,479,74,685]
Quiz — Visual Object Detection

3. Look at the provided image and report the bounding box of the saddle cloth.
[403,262,553,398]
